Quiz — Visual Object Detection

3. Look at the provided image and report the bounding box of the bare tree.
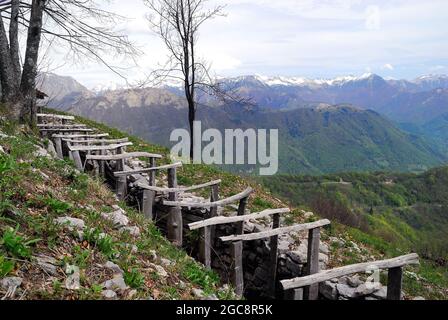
[145,0,226,159]
[0,0,138,125]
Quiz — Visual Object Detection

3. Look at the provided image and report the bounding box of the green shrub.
[0,255,14,277]
[124,268,145,289]
[0,226,41,259]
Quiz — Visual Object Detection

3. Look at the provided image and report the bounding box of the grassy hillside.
[1,108,447,299]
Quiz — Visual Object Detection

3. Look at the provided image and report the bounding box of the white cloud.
[382,63,394,70]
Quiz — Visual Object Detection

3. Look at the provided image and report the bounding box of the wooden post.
[148,157,156,186]
[167,167,182,247]
[387,267,403,300]
[72,150,83,171]
[304,227,320,300]
[54,137,63,159]
[284,288,304,300]
[115,147,126,201]
[99,140,105,177]
[267,213,280,298]
[231,196,248,297]
[199,184,219,269]
[142,189,156,220]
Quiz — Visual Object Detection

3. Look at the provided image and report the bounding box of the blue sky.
[48,0,448,88]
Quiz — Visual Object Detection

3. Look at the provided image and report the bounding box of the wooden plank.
[114,162,183,177]
[37,124,87,128]
[37,113,75,120]
[208,184,219,264]
[188,208,290,230]
[148,157,156,186]
[61,138,128,144]
[52,133,109,139]
[135,179,222,194]
[267,213,280,299]
[387,267,403,300]
[231,241,244,296]
[40,128,94,132]
[199,225,212,269]
[280,253,419,290]
[163,187,253,208]
[304,228,320,300]
[67,142,132,152]
[167,167,182,247]
[54,137,63,158]
[86,152,163,161]
[72,150,83,171]
[142,189,156,220]
[220,219,331,242]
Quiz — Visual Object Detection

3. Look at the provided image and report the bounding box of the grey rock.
[319,253,329,264]
[371,286,387,300]
[102,289,118,300]
[365,296,378,300]
[55,217,85,232]
[320,281,338,300]
[150,263,168,278]
[103,275,128,291]
[413,296,425,300]
[33,145,51,158]
[354,282,382,296]
[192,288,205,298]
[120,226,141,236]
[0,277,22,290]
[46,140,58,158]
[101,208,129,228]
[35,255,58,276]
[203,294,219,300]
[65,265,80,290]
[319,243,329,255]
[104,261,124,275]
[336,283,357,299]
[287,244,308,264]
[160,258,173,267]
[346,274,363,288]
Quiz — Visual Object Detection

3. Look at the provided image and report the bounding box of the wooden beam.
[68,142,133,152]
[37,113,75,120]
[135,179,222,194]
[387,267,403,300]
[231,196,248,297]
[188,208,290,230]
[61,138,129,144]
[39,128,94,132]
[54,137,63,158]
[52,133,109,139]
[142,189,156,220]
[280,253,419,290]
[86,152,163,161]
[148,157,156,186]
[267,213,280,299]
[220,219,331,242]
[114,162,183,177]
[167,167,182,247]
[37,124,87,128]
[303,228,320,300]
[163,187,253,208]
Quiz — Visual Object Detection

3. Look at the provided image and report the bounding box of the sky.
[43,0,448,89]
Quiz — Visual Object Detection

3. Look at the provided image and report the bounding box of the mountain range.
[38,72,448,174]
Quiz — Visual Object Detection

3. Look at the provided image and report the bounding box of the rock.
[127,289,138,299]
[192,288,205,298]
[35,255,58,276]
[329,237,345,247]
[46,140,58,157]
[203,294,219,300]
[55,217,85,232]
[160,258,173,267]
[178,281,187,289]
[336,283,357,299]
[0,146,5,154]
[365,296,378,300]
[413,296,425,300]
[371,286,387,300]
[319,243,329,255]
[124,244,138,254]
[101,208,129,228]
[149,250,157,261]
[303,211,314,219]
[102,290,118,300]
[104,261,124,275]
[319,253,329,264]
[32,168,50,180]
[150,263,168,278]
[33,145,51,158]
[349,241,361,253]
[320,281,338,300]
[287,244,308,264]
[0,277,22,290]
[103,274,128,291]
[65,265,80,290]
[354,282,382,296]
[120,226,141,236]
[243,221,256,233]
[346,274,363,288]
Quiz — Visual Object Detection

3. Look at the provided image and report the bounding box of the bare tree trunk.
[20,0,46,125]
[9,0,21,79]
[0,14,21,119]
[188,99,195,159]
